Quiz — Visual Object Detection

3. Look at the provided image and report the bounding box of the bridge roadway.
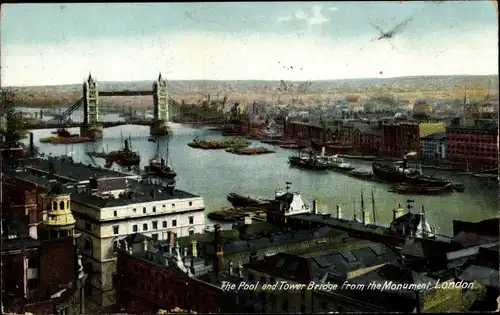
[25,118,226,130]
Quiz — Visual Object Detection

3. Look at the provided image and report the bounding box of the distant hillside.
[5,75,498,108]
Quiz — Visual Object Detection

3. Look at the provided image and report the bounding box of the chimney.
[228,260,233,276]
[169,230,175,250]
[238,263,243,278]
[214,224,222,275]
[312,200,318,214]
[191,240,198,257]
[336,205,342,219]
[48,160,55,178]
[142,239,148,252]
[161,158,166,168]
[184,247,188,257]
[29,133,34,155]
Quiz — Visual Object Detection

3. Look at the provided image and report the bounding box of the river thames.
[21,113,498,236]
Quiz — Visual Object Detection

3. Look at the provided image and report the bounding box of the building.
[412,100,434,120]
[446,119,498,171]
[114,233,243,314]
[420,131,447,162]
[380,121,420,158]
[1,182,86,315]
[357,124,384,155]
[71,178,206,308]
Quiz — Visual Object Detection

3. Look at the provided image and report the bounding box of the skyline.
[1,2,498,87]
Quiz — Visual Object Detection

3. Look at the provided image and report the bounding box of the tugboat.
[227,193,270,207]
[288,146,329,171]
[372,154,450,187]
[145,136,176,179]
[107,134,140,166]
[316,147,355,172]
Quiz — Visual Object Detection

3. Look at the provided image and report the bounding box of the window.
[153,221,158,229]
[114,211,117,217]
[143,223,148,231]
[133,225,138,232]
[189,216,194,224]
[59,201,65,210]
[172,220,177,227]
[113,226,119,235]
[162,204,166,208]
[133,208,137,212]
[85,222,92,231]
[52,201,58,211]
[172,204,176,209]
[300,305,306,313]
[189,230,194,236]
[143,207,146,213]
[189,202,192,206]
[153,206,156,212]
[300,290,306,299]
[162,221,167,228]
[152,233,159,240]
[27,279,40,290]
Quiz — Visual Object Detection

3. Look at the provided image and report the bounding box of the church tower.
[41,182,76,240]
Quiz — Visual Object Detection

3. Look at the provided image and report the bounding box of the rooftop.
[245,239,401,284]
[421,131,446,141]
[20,156,137,183]
[70,180,199,208]
[2,236,40,253]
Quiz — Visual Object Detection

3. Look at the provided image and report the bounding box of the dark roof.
[362,126,384,137]
[421,131,446,141]
[245,240,401,283]
[452,218,499,238]
[2,236,40,253]
[459,265,499,289]
[21,157,134,183]
[400,238,459,259]
[452,231,499,248]
[50,182,65,195]
[70,180,199,208]
[222,226,336,254]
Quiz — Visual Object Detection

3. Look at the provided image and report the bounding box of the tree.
[1,88,28,144]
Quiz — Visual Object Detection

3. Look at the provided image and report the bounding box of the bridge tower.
[150,72,171,136]
[81,74,103,140]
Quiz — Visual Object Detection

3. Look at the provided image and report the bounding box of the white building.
[70,177,205,307]
[420,131,447,162]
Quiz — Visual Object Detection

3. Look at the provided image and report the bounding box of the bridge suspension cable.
[48,98,84,124]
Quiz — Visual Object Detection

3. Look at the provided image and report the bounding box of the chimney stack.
[169,230,175,250]
[48,160,55,178]
[312,200,318,214]
[336,205,342,219]
[184,247,188,257]
[29,133,34,156]
[214,224,222,275]
[238,263,243,278]
[228,260,233,276]
[191,240,198,257]
[362,210,370,225]
[142,239,148,252]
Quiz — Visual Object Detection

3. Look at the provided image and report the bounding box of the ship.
[394,183,454,195]
[145,136,176,179]
[288,145,329,171]
[107,134,140,166]
[227,193,270,207]
[316,147,355,172]
[372,157,450,187]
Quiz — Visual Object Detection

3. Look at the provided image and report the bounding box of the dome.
[50,182,65,195]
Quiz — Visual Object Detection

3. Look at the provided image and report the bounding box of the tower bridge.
[27,73,225,139]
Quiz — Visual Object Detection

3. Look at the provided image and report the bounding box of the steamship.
[372,157,450,187]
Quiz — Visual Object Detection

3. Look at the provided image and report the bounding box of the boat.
[316,148,355,172]
[347,170,374,180]
[87,145,109,158]
[148,137,156,143]
[260,139,282,145]
[145,136,176,179]
[107,134,140,166]
[451,183,466,192]
[50,128,71,137]
[227,193,270,207]
[372,158,451,187]
[288,155,329,170]
[394,183,454,195]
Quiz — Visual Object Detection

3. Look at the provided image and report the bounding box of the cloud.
[309,6,329,25]
[277,13,293,22]
[1,29,497,86]
[329,7,339,12]
[278,6,329,25]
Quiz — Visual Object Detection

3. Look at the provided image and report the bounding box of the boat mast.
[371,188,377,224]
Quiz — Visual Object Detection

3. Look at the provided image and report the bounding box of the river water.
[19,110,498,236]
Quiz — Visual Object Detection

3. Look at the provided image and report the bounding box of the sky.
[1,2,498,86]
